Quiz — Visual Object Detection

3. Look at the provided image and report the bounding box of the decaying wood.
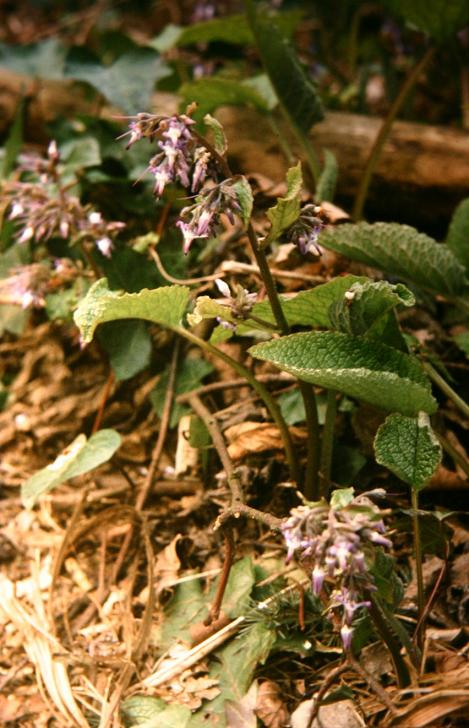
[1,68,469,225]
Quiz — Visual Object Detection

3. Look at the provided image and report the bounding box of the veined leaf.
[22,430,121,507]
[203,113,227,155]
[74,279,190,343]
[120,695,191,727]
[249,331,437,415]
[446,198,469,272]
[98,320,152,381]
[179,77,272,118]
[328,280,415,337]
[264,163,303,246]
[232,175,253,225]
[244,0,323,132]
[382,0,469,41]
[374,412,442,490]
[252,275,367,328]
[319,222,469,296]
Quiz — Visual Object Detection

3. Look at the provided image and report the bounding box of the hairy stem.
[353,45,435,220]
[175,326,299,483]
[422,361,469,420]
[411,487,425,650]
[319,389,337,498]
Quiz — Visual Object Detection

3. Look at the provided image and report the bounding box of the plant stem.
[422,361,469,419]
[300,382,320,500]
[246,223,289,333]
[437,431,469,478]
[319,389,337,498]
[411,487,425,650]
[353,45,435,220]
[369,595,411,688]
[175,326,299,484]
[266,112,296,165]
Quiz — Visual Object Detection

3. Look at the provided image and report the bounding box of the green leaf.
[264,163,303,246]
[150,357,214,428]
[121,696,191,728]
[446,198,469,272]
[243,74,277,111]
[382,0,469,41]
[203,114,227,155]
[249,331,437,416]
[98,320,152,381]
[231,176,253,225]
[278,388,306,425]
[319,223,469,296]
[159,580,208,652]
[244,0,323,132]
[453,331,469,358]
[59,137,101,174]
[188,296,234,328]
[22,429,121,507]
[330,487,355,509]
[0,38,66,79]
[315,149,338,203]
[217,557,256,618]
[328,280,415,337]
[64,46,171,114]
[74,279,190,343]
[374,412,442,490]
[2,98,24,179]
[179,77,272,118]
[252,275,367,328]
[188,415,211,448]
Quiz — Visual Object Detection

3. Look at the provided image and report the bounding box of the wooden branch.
[2,70,469,223]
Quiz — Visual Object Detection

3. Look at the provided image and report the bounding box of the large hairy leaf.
[244,0,323,132]
[446,198,469,272]
[382,0,469,41]
[250,331,437,415]
[328,280,415,336]
[319,223,469,296]
[374,413,442,490]
[22,430,121,507]
[74,279,190,343]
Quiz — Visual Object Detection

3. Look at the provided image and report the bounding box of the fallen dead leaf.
[291,699,365,728]
[225,421,305,459]
[255,679,289,727]
[225,680,258,728]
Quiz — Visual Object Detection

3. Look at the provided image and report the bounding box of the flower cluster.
[281,490,392,649]
[177,180,242,254]
[286,204,325,255]
[0,259,82,309]
[4,143,124,257]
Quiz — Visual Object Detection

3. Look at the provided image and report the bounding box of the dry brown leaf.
[291,699,365,728]
[225,680,258,728]
[255,679,289,727]
[225,421,305,459]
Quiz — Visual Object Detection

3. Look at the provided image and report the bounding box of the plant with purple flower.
[281,488,392,650]
[285,203,325,255]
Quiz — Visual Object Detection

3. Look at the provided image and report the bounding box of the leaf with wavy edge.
[74,279,190,343]
[328,280,415,336]
[374,412,442,490]
[250,331,437,416]
[320,223,469,296]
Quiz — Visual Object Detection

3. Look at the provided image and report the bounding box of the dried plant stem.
[91,370,115,434]
[319,389,337,498]
[422,361,469,420]
[411,487,425,651]
[353,45,435,220]
[205,530,234,625]
[176,326,299,483]
[306,663,348,727]
[111,340,179,584]
[346,651,397,714]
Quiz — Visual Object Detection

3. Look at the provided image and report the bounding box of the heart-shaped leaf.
[374,412,442,490]
[249,331,437,415]
[22,429,121,507]
[74,279,190,343]
[319,223,469,296]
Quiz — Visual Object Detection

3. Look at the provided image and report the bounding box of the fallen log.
[1,68,469,229]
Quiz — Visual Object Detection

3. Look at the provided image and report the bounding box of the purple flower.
[286,204,325,255]
[340,624,354,650]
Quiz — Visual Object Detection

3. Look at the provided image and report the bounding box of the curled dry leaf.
[255,679,289,728]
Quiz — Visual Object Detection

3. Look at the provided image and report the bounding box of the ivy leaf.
[22,430,121,507]
[328,280,415,337]
[382,0,469,42]
[74,279,190,343]
[249,331,437,416]
[374,412,442,491]
[244,0,323,132]
[446,198,469,272]
[251,275,367,328]
[64,46,171,114]
[98,320,152,381]
[315,149,338,202]
[264,163,303,246]
[231,176,253,225]
[203,113,227,155]
[319,222,469,296]
[0,38,66,79]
